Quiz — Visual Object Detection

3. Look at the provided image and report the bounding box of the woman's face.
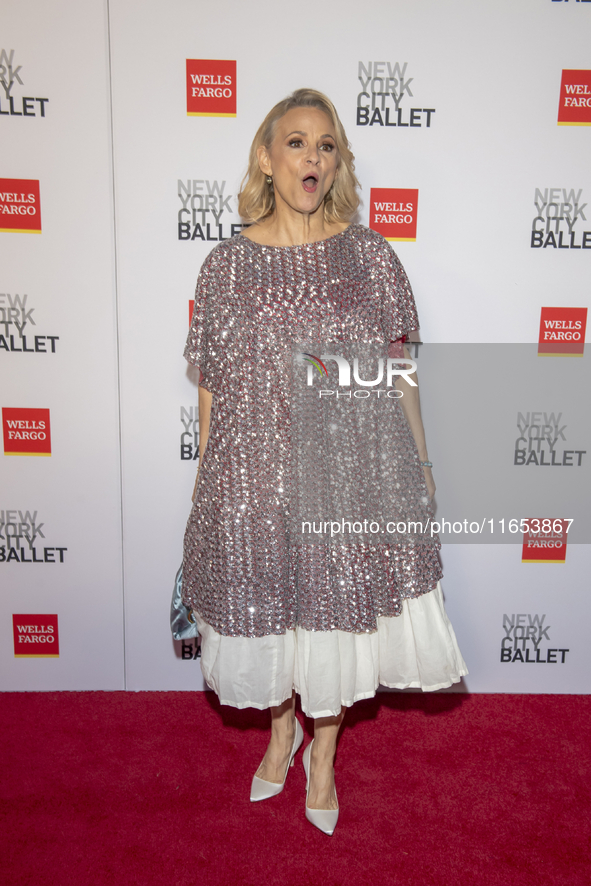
[257,107,340,219]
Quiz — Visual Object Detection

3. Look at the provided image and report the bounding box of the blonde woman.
[183,88,467,835]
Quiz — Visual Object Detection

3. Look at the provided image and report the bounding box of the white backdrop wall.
[1,0,589,693]
[1,0,124,688]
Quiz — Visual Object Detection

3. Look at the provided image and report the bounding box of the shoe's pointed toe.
[250,774,285,802]
[305,805,339,836]
[302,740,339,836]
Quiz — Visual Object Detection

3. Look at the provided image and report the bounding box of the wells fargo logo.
[2,407,51,456]
[13,614,59,657]
[0,178,41,233]
[186,60,236,117]
[521,519,570,564]
[369,188,418,241]
[538,307,587,356]
[557,70,591,126]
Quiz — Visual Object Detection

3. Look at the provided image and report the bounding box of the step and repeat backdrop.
[2,0,589,693]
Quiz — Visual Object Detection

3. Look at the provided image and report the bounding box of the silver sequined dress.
[182,225,467,714]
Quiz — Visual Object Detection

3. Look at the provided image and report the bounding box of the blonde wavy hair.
[238,88,360,224]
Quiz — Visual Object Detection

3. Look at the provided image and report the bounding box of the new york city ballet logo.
[500,613,569,665]
[186,60,236,117]
[514,411,586,467]
[0,290,59,355]
[0,49,49,118]
[180,637,201,659]
[2,407,51,456]
[521,519,570,564]
[530,188,590,250]
[0,508,67,564]
[177,178,244,242]
[299,352,416,399]
[356,61,435,129]
[0,179,41,233]
[13,614,59,657]
[538,307,587,356]
[180,405,199,461]
[369,189,418,241]
[557,70,591,125]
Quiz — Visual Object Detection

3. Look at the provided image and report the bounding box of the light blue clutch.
[170,565,199,641]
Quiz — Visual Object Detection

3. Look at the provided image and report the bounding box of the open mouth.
[302,174,319,193]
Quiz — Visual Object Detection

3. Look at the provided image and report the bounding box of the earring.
[266,175,273,184]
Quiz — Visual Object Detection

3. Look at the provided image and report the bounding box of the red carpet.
[1,691,590,886]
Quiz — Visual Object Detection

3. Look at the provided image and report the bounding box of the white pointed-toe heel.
[302,740,339,836]
[250,717,304,802]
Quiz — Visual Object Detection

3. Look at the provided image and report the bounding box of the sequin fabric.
[182,224,442,637]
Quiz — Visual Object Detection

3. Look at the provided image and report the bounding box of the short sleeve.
[387,338,406,359]
[377,239,420,349]
[184,250,219,393]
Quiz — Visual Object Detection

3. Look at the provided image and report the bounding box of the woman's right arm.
[192,383,213,502]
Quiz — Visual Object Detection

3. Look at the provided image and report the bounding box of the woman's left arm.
[395,345,436,499]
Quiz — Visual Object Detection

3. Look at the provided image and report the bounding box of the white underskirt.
[194,582,468,719]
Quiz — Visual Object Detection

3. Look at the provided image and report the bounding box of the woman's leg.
[307,707,345,810]
[254,691,297,783]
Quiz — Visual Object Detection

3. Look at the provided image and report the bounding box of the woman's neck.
[242,206,347,247]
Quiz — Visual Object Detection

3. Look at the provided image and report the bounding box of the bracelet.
[420,460,433,468]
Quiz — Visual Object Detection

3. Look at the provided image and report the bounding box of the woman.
[182,88,467,835]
